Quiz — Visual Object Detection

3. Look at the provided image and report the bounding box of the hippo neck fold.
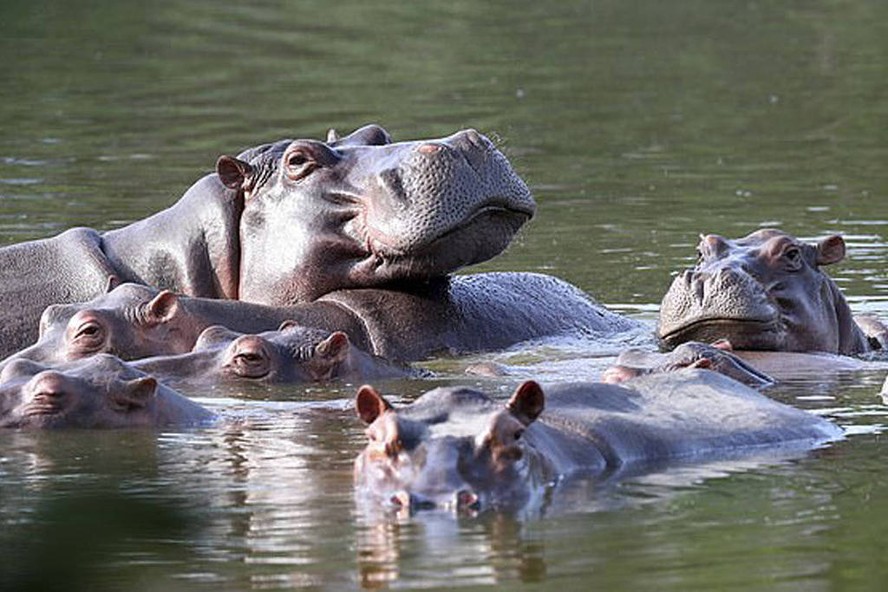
[100,174,243,300]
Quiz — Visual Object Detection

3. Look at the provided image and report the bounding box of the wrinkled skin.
[7,272,638,367]
[658,229,886,354]
[133,322,415,387]
[0,354,214,429]
[354,371,841,513]
[0,125,534,357]
[219,125,535,304]
[602,340,774,387]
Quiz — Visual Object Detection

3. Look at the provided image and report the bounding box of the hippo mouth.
[360,202,533,276]
[660,318,785,350]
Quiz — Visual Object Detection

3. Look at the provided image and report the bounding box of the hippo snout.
[25,371,70,414]
[388,488,481,512]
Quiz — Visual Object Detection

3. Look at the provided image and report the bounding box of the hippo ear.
[326,128,339,143]
[816,235,846,266]
[105,275,120,293]
[144,290,179,325]
[356,385,393,424]
[216,155,255,192]
[277,319,299,332]
[315,332,350,363]
[111,377,157,411]
[507,380,545,426]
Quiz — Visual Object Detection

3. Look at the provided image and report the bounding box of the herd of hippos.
[2,124,886,512]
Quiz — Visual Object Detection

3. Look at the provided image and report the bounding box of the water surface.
[3,0,888,590]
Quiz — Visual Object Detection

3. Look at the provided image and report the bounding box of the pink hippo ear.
[216,156,255,192]
[315,332,350,363]
[355,385,393,424]
[111,376,158,411]
[816,235,846,266]
[506,381,545,426]
[144,290,180,327]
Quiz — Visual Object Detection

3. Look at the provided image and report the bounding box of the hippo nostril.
[417,143,444,155]
[30,372,68,402]
[389,491,411,508]
[456,489,480,510]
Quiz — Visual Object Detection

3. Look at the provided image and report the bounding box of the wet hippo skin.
[0,125,535,358]
[353,370,841,512]
[0,354,214,429]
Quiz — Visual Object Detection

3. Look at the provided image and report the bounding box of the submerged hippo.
[601,341,774,387]
[7,273,639,367]
[0,355,214,429]
[0,125,534,357]
[354,371,841,512]
[658,229,888,355]
[133,322,415,388]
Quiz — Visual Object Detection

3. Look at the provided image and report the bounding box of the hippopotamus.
[0,354,214,429]
[601,341,774,387]
[353,370,841,512]
[0,125,534,358]
[658,229,888,355]
[132,322,415,388]
[7,273,639,367]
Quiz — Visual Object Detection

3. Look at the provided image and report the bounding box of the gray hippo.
[132,322,416,388]
[658,229,888,354]
[0,355,214,429]
[601,340,774,387]
[0,125,534,357]
[353,371,841,512]
[7,274,639,367]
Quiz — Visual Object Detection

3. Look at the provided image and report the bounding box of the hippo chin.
[658,229,885,355]
[0,354,214,429]
[353,371,841,513]
[0,125,534,357]
[132,322,415,388]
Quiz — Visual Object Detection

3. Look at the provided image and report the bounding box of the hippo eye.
[72,321,105,349]
[514,428,524,441]
[284,148,318,181]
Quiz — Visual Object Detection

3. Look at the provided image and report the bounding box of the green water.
[3,0,888,590]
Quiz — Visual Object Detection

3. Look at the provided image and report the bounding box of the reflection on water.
[4,0,888,588]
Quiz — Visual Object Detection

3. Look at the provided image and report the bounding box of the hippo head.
[216,124,536,304]
[192,322,352,383]
[0,355,167,429]
[7,284,197,367]
[658,229,868,354]
[603,341,774,388]
[354,381,548,513]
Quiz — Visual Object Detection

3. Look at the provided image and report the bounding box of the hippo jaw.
[225,126,535,305]
[353,382,547,514]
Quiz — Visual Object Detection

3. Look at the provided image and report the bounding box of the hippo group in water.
[0,125,535,357]
[0,126,859,523]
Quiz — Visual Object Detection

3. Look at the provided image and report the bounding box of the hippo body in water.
[133,323,416,389]
[658,229,888,355]
[354,371,841,512]
[8,274,639,367]
[0,355,214,429]
[0,125,534,358]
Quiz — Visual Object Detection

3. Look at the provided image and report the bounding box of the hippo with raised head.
[658,229,888,355]
[132,322,415,388]
[0,354,214,429]
[0,125,534,357]
[353,371,841,512]
[7,273,639,367]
